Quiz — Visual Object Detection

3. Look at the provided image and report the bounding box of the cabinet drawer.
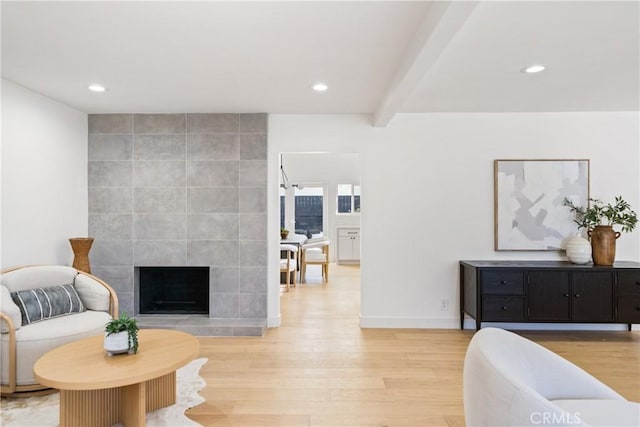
[617,272,640,295]
[617,296,640,323]
[338,228,360,237]
[480,271,524,295]
[482,296,526,321]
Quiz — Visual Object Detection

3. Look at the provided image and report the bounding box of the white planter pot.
[104,331,133,356]
[565,235,592,264]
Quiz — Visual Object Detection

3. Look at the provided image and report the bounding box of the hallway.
[280,263,362,329]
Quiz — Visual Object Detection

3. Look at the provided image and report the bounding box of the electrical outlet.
[440,298,449,311]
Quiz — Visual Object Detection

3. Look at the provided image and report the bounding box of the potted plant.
[564,196,638,265]
[280,227,289,240]
[104,312,139,356]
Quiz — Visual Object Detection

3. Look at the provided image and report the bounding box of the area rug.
[1,357,207,427]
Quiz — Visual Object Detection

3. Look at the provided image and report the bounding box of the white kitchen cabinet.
[337,227,360,264]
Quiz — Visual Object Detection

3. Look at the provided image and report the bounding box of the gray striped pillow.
[10,284,86,325]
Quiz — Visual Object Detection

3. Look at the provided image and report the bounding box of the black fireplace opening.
[139,267,209,314]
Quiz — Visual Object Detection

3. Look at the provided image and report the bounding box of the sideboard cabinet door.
[528,271,570,321]
[571,271,613,322]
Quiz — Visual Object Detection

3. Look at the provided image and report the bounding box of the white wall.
[283,153,360,184]
[1,79,88,269]
[267,113,640,329]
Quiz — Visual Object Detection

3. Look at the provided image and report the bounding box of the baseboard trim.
[359,316,459,329]
[267,315,281,328]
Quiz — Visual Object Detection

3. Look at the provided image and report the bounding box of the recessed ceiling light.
[312,82,328,92]
[88,84,107,92]
[522,65,546,74]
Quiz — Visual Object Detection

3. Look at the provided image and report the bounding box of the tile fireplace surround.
[88,113,267,336]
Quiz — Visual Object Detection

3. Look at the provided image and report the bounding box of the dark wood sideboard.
[460,260,640,331]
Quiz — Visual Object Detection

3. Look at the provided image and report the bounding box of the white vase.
[104,331,132,356]
[565,235,592,264]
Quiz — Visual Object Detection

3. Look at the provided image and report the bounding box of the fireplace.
[138,267,209,315]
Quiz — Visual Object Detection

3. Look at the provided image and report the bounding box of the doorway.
[278,152,361,292]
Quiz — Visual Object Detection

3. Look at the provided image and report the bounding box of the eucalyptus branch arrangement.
[563,196,638,233]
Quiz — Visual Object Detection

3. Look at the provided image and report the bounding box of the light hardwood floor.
[187,263,640,426]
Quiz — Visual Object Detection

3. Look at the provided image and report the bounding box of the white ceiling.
[2,1,638,125]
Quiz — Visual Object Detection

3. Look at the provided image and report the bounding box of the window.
[295,186,324,237]
[337,184,361,213]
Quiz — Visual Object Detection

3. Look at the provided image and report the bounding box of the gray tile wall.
[88,113,268,322]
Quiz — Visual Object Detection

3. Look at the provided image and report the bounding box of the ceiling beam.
[372,1,480,127]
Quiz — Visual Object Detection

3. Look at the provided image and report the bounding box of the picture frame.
[494,159,590,251]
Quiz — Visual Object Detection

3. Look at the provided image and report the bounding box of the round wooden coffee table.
[33,329,199,427]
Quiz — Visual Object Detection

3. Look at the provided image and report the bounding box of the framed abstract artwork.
[494,159,589,251]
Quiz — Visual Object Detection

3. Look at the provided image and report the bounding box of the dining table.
[281,233,308,247]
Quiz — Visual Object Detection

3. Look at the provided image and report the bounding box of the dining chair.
[300,238,330,283]
[279,244,298,292]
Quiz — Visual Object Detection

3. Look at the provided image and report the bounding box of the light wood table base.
[59,372,176,427]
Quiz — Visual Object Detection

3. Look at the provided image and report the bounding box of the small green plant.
[563,196,638,233]
[280,227,289,233]
[105,312,139,354]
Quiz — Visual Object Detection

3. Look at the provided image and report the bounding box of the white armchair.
[463,327,640,426]
[1,265,118,395]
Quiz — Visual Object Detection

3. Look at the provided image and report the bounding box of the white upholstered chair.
[300,238,330,283]
[279,244,298,292]
[463,327,640,426]
[1,265,118,395]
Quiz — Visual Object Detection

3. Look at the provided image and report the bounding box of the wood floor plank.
[200,388,331,402]
[310,413,449,427]
[187,263,640,426]
[205,376,386,390]
[188,414,311,427]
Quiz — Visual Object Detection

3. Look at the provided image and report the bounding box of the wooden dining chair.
[300,238,330,283]
[279,244,298,292]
